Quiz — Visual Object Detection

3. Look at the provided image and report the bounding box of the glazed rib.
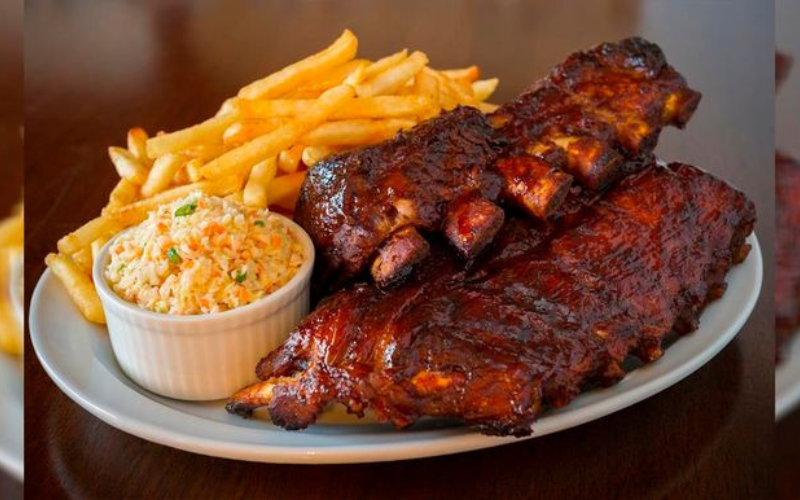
[228,162,755,436]
[296,38,701,290]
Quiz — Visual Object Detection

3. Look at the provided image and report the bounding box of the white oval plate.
[776,331,800,420]
[0,352,23,480]
[9,251,23,329]
[0,251,24,480]
[30,235,761,464]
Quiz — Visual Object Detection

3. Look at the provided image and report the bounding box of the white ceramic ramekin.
[93,213,314,401]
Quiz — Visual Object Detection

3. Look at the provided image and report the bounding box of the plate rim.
[776,330,800,419]
[30,235,762,464]
[0,252,24,480]
[9,251,23,329]
[0,353,23,480]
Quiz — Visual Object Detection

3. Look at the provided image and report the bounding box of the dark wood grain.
[778,410,800,499]
[24,1,774,499]
[0,0,23,497]
[0,0,23,215]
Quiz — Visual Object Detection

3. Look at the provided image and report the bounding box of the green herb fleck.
[235,271,247,283]
[167,248,182,264]
[174,201,197,217]
[254,220,266,227]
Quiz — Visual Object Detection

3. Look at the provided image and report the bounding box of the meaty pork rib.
[296,38,701,290]
[776,152,800,359]
[228,162,755,436]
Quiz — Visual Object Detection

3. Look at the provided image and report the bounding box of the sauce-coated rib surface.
[297,38,701,291]
[229,163,755,436]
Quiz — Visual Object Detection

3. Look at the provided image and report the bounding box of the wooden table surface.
[0,0,23,498]
[24,1,774,498]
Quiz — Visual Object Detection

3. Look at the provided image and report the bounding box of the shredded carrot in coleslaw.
[105,192,304,315]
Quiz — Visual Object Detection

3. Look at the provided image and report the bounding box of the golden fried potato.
[238,29,358,99]
[46,253,106,324]
[52,29,500,322]
[302,118,415,146]
[357,51,429,97]
[201,82,357,179]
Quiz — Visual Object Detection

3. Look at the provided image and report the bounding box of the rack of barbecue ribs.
[295,37,702,290]
[227,39,755,436]
[228,162,755,436]
[777,151,800,359]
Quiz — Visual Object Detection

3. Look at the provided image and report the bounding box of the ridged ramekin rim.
[93,212,314,327]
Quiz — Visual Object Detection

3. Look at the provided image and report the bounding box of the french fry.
[46,253,106,324]
[127,127,152,166]
[238,29,358,99]
[0,301,22,355]
[173,166,190,185]
[223,118,284,146]
[186,158,204,182]
[413,70,441,119]
[267,171,308,211]
[141,153,186,197]
[472,78,499,102]
[103,176,244,226]
[216,98,236,116]
[207,174,247,197]
[179,144,227,162]
[91,236,110,265]
[72,246,94,275]
[51,29,501,323]
[397,80,419,96]
[362,49,408,81]
[108,147,149,185]
[243,178,269,210]
[243,156,278,208]
[108,178,139,208]
[232,99,311,118]
[102,183,203,226]
[233,95,433,120]
[0,247,21,354]
[281,89,324,100]
[475,102,500,114]
[201,82,357,180]
[425,68,475,104]
[289,59,369,95]
[277,144,304,174]
[301,145,336,167]
[441,66,480,82]
[431,76,461,110]
[57,216,122,256]
[342,64,365,86]
[445,75,476,102]
[146,113,238,158]
[0,212,23,352]
[302,118,415,146]
[226,191,244,204]
[357,51,429,97]
[0,213,23,247]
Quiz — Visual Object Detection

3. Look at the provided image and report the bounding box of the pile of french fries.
[47,29,500,324]
[0,205,23,355]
